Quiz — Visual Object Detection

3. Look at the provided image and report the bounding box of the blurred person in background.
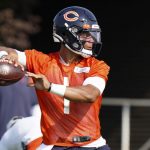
[0,76,39,139]
[0,110,42,150]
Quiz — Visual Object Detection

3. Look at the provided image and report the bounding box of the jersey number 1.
[63,77,70,114]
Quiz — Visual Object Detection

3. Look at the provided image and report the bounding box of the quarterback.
[0,6,111,150]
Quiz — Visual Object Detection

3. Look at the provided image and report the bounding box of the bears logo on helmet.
[64,11,79,22]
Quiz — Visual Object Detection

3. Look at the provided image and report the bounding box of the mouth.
[84,46,92,50]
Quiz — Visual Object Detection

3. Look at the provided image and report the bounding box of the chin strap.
[81,48,92,55]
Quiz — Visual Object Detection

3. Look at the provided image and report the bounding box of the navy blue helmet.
[53,6,102,57]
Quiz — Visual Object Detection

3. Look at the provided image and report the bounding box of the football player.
[0,6,111,150]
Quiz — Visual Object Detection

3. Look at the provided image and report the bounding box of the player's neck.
[59,46,82,65]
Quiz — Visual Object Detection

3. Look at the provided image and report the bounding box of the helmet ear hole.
[62,32,66,36]
[73,43,79,48]
[63,33,69,43]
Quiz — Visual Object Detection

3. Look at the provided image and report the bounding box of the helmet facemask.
[53,24,102,58]
[78,29,102,58]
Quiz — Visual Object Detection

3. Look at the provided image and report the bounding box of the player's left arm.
[51,60,110,103]
[64,77,105,103]
[26,61,110,103]
[26,73,104,103]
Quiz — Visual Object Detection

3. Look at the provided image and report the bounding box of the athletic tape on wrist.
[50,83,66,97]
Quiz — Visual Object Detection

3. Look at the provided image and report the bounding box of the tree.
[0,0,41,49]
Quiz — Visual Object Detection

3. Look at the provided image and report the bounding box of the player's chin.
[81,53,91,58]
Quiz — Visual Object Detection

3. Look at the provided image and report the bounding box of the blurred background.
[0,0,150,150]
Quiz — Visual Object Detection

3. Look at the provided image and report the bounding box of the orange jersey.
[25,49,110,146]
[27,137,43,150]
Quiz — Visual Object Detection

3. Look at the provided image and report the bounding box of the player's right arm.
[0,46,26,70]
[0,46,18,60]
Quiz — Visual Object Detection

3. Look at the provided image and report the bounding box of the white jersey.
[0,116,42,150]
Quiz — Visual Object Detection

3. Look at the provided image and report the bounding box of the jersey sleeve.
[89,58,110,81]
[25,49,50,73]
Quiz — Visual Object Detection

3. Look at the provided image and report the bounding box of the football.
[0,61,25,86]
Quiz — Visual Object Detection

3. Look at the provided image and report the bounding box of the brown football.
[0,61,25,86]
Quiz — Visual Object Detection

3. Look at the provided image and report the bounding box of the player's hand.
[0,54,24,71]
[25,71,50,91]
